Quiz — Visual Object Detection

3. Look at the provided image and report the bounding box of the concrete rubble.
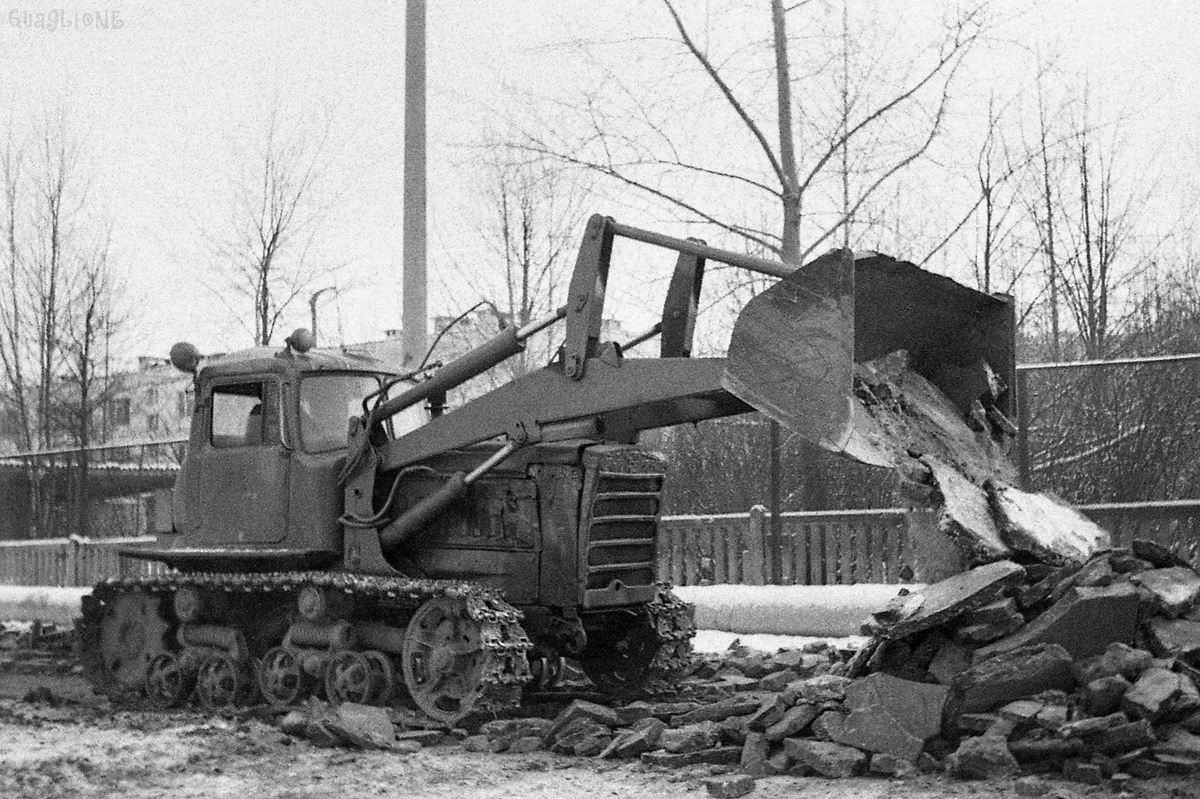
[119,548,1200,796]
[854,539,1200,786]
[857,350,1111,569]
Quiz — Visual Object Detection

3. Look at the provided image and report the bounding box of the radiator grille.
[585,469,662,591]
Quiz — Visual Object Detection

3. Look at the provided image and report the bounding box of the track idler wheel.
[196,653,248,711]
[401,597,490,724]
[144,652,194,708]
[258,646,308,707]
[97,592,171,695]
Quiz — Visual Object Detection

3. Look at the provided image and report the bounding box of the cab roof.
[196,344,400,380]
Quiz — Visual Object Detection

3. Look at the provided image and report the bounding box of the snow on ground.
[0,581,915,640]
[692,629,868,654]
[674,583,918,637]
[0,586,89,626]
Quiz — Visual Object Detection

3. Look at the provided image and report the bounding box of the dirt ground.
[1,670,1196,799]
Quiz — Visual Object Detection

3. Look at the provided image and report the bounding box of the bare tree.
[433,149,589,399]
[59,237,122,536]
[0,117,126,537]
[0,129,32,452]
[0,126,42,535]
[207,109,335,346]
[1028,69,1067,359]
[1058,111,1141,359]
[516,0,988,266]
[29,122,86,452]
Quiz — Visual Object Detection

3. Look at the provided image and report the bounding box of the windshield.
[299,373,382,453]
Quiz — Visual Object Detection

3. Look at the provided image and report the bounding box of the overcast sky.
[1,0,1196,361]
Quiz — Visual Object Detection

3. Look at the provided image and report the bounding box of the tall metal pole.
[768,419,783,585]
[402,0,428,368]
[1017,369,1030,489]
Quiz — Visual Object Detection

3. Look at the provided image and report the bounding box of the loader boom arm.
[377,356,750,473]
[349,214,1015,552]
[364,213,1014,473]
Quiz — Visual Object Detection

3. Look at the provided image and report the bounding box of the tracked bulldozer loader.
[81,214,1014,723]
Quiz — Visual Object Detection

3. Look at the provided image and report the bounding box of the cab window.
[299,373,384,453]
[211,381,279,447]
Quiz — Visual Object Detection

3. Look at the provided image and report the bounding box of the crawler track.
[79,571,533,718]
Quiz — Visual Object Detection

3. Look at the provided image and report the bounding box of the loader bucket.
[723,249,1015,467]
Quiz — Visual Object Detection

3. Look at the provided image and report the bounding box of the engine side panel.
[392,474,542,603]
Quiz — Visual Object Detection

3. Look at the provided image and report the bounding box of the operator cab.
[142,333,423,572]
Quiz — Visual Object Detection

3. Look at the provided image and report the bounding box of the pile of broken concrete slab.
[271,543,1200,798]
[839,351,1200,783]
[853,538,1200,784]
[446,542,1200,795]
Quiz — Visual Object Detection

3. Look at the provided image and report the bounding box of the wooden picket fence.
[1084,500,1200,562]
[657,500,1200,586]
[0,536,166,587]
[656,507,932,587]
[1,500,1199,588]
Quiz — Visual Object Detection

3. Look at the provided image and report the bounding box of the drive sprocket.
[578,584,695,696]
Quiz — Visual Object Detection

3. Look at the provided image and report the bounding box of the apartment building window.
[108,397,131,427]
[177,390,194,417]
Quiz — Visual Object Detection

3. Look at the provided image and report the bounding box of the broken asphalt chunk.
[671,697,760,726]
[945,735,1020,779]
[923,455,1012,564]
[599,718,665,759]
[764,704,819,742]
[949,643,1074,719]
[825,673,947,762]
[705,774,756,799]
[1131,567,1200,618]
[1145,617,1200,661]
[658,720,720,754]
[641,746,741,768]
[1123,667,1189,722]
[782,739,868,778]
[550,700,622,737]
[320,702,396,750]
[974,583,1139,662]
[872,560,1025,640]
[1132,540,1192,570]
[986,481,1111,565]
